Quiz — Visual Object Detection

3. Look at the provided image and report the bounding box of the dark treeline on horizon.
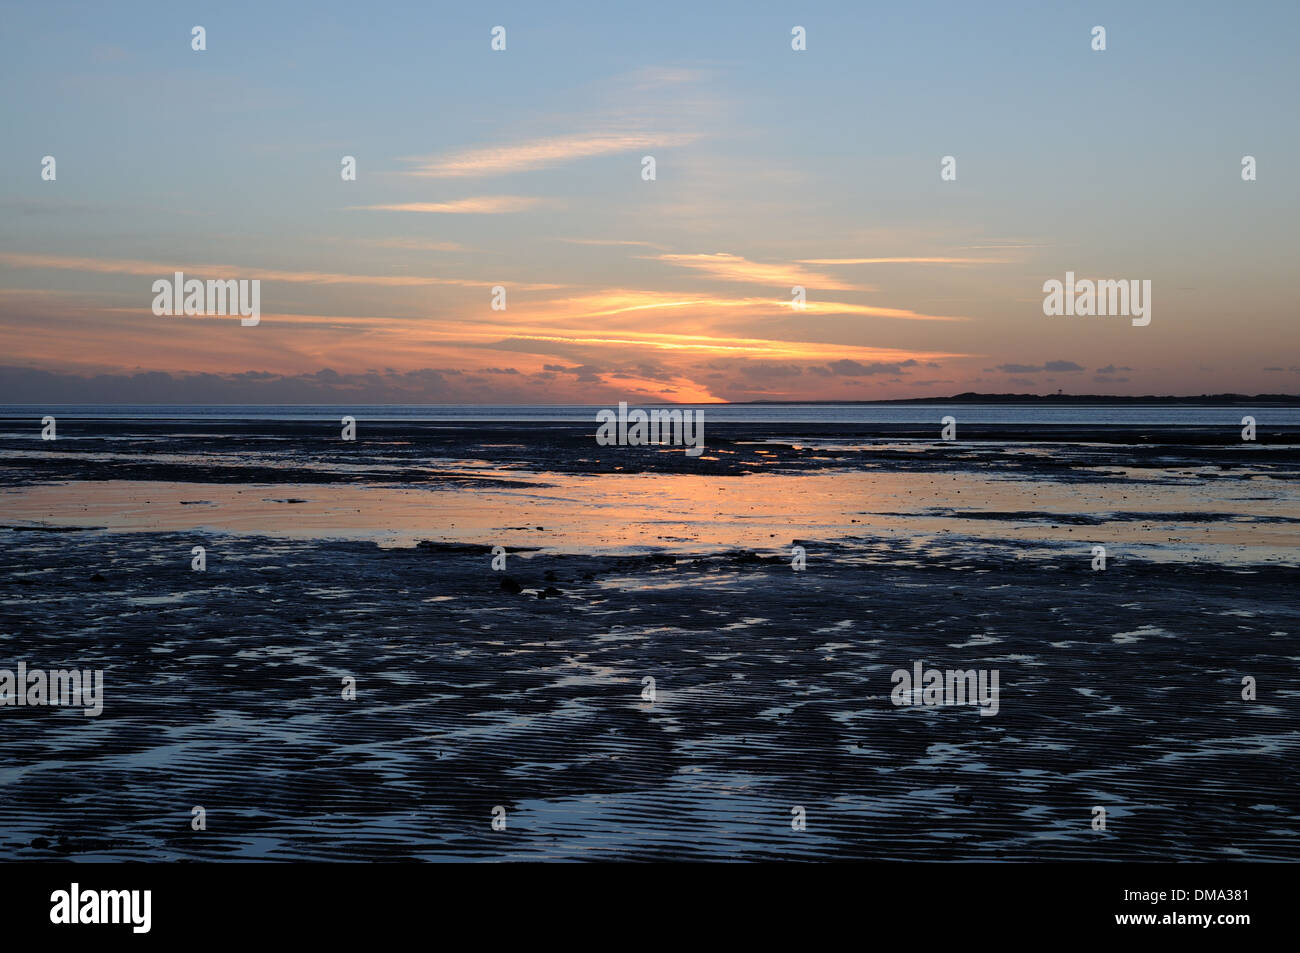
[740,393,1300,405]
[4,393,1300,408]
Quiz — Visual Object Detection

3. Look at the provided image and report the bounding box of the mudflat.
[1,418,1297,860]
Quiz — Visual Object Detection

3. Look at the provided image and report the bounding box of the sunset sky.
[1,0,1297,403]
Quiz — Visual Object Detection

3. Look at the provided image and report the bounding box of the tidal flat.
[0,418,1297,860]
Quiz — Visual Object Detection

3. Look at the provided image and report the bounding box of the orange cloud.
[400,132,697,178]
[492,329,964,362]
[0,277,979,398]
[797,256,1009,264]
[0,252,560,290]
[536,289,967,322]
[654,253,867,291]
[801,301,968,321]
[348,196,544,214]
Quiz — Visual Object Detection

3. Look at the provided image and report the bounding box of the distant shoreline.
[3,393,1300,408]
[740,393,1300,406]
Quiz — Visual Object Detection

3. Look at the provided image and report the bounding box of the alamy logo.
[890,661,999,717]
[50,883,151,933]
[1042,271,1150,326]
[152,271,261,326]
[595,401,704,457]
[0,661,103,716]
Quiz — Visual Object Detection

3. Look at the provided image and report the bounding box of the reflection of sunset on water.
[5,467,1296,566]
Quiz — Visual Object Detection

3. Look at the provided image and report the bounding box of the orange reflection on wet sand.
[2,470,1297,564]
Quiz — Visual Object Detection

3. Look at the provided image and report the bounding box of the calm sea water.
[3,403,1299,426]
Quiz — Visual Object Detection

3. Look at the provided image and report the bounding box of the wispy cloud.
[544,289,967,322]
[801,301,968,321]
[797,256,1009,265]
[0,252,560,289]
[654,253,867,291]
[400,132,697,178]
[491,329,964,362]
[554,290,767,318]
[348,196,545,214]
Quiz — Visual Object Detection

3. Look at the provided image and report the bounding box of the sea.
[3,402,1299,426]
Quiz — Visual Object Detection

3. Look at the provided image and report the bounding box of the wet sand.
[0,417,1298,860]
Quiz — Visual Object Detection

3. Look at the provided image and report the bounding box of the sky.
[1,0,1297,404]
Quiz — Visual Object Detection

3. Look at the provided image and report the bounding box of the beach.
[1,412,1298,860]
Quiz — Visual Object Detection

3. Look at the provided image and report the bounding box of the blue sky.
[1,0,1297,402]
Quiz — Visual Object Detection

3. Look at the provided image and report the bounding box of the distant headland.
[740,393,1300,406]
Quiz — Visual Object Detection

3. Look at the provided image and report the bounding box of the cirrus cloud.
[399,132,697,178]
[348,196,546,214]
